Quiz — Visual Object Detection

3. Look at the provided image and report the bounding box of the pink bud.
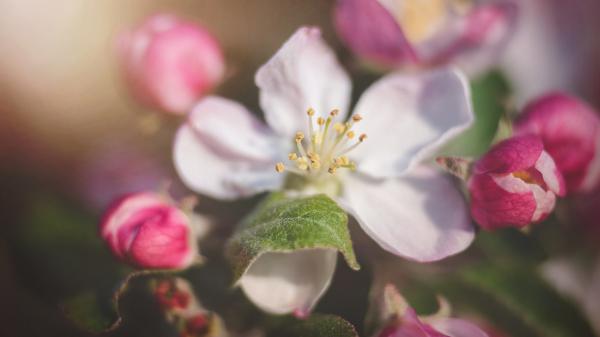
[100,192,196,269]
[468,135,566,230]
[333,0,517,76]
[515,93,600,194]
[118,14,225,115]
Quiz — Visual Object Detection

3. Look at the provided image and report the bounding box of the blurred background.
[1,1,600,336]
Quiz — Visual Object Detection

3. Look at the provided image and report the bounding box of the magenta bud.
[100,192,197,269]
[468,135,566,230]
[377,308,449,337]
[117,14,225,115]
[515,92,600,194]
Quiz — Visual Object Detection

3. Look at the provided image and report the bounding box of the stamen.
[330,109,339,117]
[296,157,309,171]
[333,122,345,134]
[352,114,363,122]
[288,153,298,160]
[275,162,285,173]
[307,108,316,151]
[359,134,367,142]
[346,131,355,139]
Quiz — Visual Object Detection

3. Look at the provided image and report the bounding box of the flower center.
[275,108,367,180]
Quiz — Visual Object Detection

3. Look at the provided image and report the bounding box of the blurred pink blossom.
[100,192,197,269]
[118,14,225,115]
[515,93,600,194]
[375,285,488,337]
[333,0,517,76]
[468,135,565,230]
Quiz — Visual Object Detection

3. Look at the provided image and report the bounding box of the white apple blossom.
[174,27,475,316]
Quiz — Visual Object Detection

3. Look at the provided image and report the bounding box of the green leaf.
[227,193,359,283]
[453,264,595,337]
[442,71,511,157]
[267,314,359,337]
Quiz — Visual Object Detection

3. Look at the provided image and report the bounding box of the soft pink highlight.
[515,92,600,193]
[118,14,225,115]
[468,135,565,230]
[100,192,195,269]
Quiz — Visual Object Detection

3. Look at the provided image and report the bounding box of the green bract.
[227,193,360,283]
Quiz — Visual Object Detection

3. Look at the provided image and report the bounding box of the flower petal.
[468,173,537,230]
[432,1,518,77]
[173,97,284,200]
[341,166,474,262]
[429,318,489,337]
[255,26,352,138]
[334,0,417,66]
[473,135,543,175]
[239,249,337,315]
[351,68,473,179]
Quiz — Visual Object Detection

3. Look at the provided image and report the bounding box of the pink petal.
[334,0,418,66]
[255,26,352,138]
[515,92,600,193]
[173,97,285,200]
[429,318,489,337]
[342,166,474,262]
[474,135,544,175]
[468,173,537,230]
[351,68,473,179]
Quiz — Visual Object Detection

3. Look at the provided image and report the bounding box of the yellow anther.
[307,151,320,162]
[346,131,355,139]
[359,134,367,142]
[296,157,309,171]
[275,162,285,173]
[334,123,345,134]
[330,109,339,117]
[317,117,326,126]
[352,114,363,122]
[295,132,305,142]
[288,152,298,161]
[307,108,315,116]
[328,166,338,174]
[340,156,350,165]
[311,161,321,170]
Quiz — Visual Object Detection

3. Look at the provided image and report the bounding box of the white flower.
[174,27,475,315]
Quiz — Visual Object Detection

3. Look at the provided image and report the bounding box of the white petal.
[239,249,337,315]
[173,96,284,200]
[430,318,489,337]
[351,68,473,179]
[255,26,352,137]
[341,166,474,262]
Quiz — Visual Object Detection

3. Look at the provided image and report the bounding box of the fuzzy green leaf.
[267,314,359,337]
[227,193,359,283]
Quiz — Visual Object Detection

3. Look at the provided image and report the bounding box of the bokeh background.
[1,1,600,336]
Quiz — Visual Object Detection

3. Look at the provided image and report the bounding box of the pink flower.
[468,135,566,230]
[118,14,225,115]
[100,192,197,269]
[333,0,517,76]
[374,285,488,337]
[515,93,600,194]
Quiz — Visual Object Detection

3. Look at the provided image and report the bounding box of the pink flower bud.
[515,93,600,194]
[333,0,517,76]
[100,192,197,269]
[468,135,566,230]
[118,14,225,115]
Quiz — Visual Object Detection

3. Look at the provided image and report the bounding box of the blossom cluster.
[90,3,600,336]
